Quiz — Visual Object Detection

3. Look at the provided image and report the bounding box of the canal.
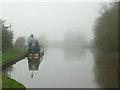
[2,48,118,88]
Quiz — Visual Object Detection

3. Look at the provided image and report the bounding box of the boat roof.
[28,37,38,43]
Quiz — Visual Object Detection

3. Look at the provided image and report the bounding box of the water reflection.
[2,66,15,77]
[28,57,43,78]
[93,52,118,88]
[3,52,44,79]
[63,48,87,61]
[2,48,98,88]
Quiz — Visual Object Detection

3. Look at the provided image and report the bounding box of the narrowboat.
[27,34,44,59]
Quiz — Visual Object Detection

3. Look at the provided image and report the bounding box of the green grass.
[2,49,27,65]
[1,49,27,89]
[3,48,19,54]
[2,75,25,89]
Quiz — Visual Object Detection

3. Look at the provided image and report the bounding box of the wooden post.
[9,23,12,31]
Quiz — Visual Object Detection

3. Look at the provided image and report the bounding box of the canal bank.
[2,49,27,89]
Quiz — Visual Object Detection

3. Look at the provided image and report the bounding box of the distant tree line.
[63,30,88,49]
[93,3,118,53]
[14,37,25,49]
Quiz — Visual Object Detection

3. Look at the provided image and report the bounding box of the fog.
[2,2,118,88]
[2,2,99,44]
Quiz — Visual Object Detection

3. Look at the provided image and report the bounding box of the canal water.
[2,48,118,88]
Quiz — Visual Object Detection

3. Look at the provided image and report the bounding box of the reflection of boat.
[28,57,43,78]
[28,58,42,70]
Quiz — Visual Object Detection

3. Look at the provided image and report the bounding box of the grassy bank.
[2,49,27,89]
[2,75,25,89]
[2,49,27,65]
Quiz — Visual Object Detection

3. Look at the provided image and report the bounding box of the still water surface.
[3,48,100,88]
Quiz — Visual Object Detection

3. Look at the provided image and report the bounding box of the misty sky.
[2,2,99,41]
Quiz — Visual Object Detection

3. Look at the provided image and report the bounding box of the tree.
[0,19,14,50]
[93,3,118,88]
[93,3,118,53]
[0,20,2,50]
[14,37,25,49]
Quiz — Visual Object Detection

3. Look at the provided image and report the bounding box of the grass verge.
[2,49,27,65]
[2,75,25,89]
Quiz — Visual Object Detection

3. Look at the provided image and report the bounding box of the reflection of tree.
[2,66,15,77]
[93,54,118,88]
[62,30,88,61]
[63,48,87,61]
